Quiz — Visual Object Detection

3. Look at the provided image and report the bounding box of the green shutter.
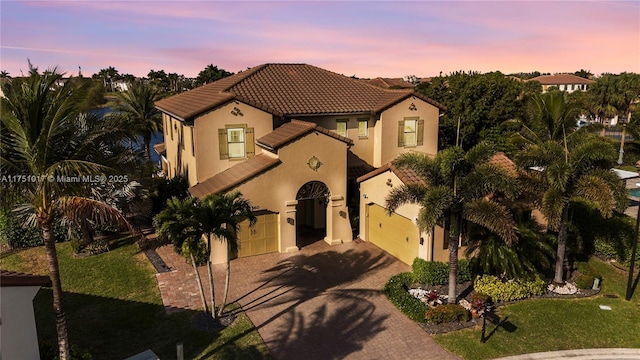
[397,120,405,147]
[218,128,228,160]
[246,127,255,158]
[417,119,424,146]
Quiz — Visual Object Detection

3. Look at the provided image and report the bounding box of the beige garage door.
[367,204,419,266]
[237,211,279,258]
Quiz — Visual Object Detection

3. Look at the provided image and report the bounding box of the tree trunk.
[217,243,231,318]
[206,234,217,319]
[554,207,569,284]
[448,212,460,303]
[43,221,70,360]
[79,218,94,249]
[190,252,209,314]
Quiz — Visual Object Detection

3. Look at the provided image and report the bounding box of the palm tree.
[154,197,209,313]
[116,82,162,161]
[517,137,627,283]
[385,144,519,302]
[206,192,256,318]
[515,91,628,283]
[1,66,132,360]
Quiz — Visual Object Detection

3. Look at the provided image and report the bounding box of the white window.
[336,120,347,137]
[404,120,417,146]
[358,118,368,138]
[227,128,245,158]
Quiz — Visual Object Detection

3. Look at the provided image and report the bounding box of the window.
[227,127,245,158]
[404,120,417,146]
[398,118,424,147]
[218,125,255,160]
[336,119,348,137]
[358,118,368,138]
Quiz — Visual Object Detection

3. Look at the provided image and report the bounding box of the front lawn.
[434,257,640,359]
[1,237,269,359]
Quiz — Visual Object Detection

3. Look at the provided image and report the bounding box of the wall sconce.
[420,237,424,245]
[287,218,295,225]
[386,178,392,187]
[363,193,368,199]
[339,210,346,218]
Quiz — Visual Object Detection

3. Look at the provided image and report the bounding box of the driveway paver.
[155,240,461,360]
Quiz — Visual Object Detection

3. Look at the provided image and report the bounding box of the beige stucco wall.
[162,114,198,185]
[359,169,465,264]
[376,97,440,167]
[0,286,42,360]
[210,130,352,264]
[194,101,273,185]
[300,115,376,165]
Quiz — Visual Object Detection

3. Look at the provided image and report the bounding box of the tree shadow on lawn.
[203,248,395,359]
[33,289,262,360]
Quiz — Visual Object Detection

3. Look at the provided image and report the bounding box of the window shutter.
[246,127,255,158]
[397,120,405,147]
[417,119,424,146]
[218,128,228,160]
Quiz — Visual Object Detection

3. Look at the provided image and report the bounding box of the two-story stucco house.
[528,73,594,93]
[154,63,445,264]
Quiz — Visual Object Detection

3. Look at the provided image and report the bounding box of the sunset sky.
[1,1,638,79]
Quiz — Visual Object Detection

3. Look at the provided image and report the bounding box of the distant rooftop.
[527,74,594,85]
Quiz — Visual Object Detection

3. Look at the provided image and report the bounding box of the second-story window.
[336,119,348,137]
[358,118,368,138]
[227,127,245,158]
[398,118,424,147]
[404,119,417,146]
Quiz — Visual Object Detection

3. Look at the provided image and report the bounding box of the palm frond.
[416,185,455,231]
[384,183,427,214]
[57,196,133,233]
[541,188,567,230]
[463,199,518,245]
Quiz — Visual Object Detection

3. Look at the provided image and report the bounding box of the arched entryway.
[295,181,330,248]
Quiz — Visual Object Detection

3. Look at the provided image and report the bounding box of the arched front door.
[295,181,330,248]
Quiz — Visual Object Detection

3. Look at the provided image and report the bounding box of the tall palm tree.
[517,137,627,283]
[154,197,209,313]
[515,90,627,283]
[1,66,131,360]
[205,192,256,318]
[116,82,162,161]
[385,144,519,302]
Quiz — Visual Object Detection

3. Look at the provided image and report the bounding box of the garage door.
[367,204,419,266]
[237,211,279,258]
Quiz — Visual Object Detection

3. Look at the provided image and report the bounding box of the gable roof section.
[1,270,52,287]
[367,77,415,89]
[528,74,594,85]
[357,162,426,186]
[155,64,445,121]
[257,120,353,150]
[189,154,281,198]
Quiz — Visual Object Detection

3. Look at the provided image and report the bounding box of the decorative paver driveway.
[155,240,461,360]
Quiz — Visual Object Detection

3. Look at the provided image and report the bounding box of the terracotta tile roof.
[155,64,445,120]
[527,74,594,85]
[348,164,375,180]
[356,162,425,185]
[367,77,415,89]
[153,142,166,155]
[257,120,353,151]
[1,270,52,287]
[490,152,517,177]
[189,154,281,198]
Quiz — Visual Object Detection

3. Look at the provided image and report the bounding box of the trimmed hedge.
[575,274,595,289]
[473,274,546,302]
[383,272,430,322]
[425,304,469,324]
[412,257,472,285]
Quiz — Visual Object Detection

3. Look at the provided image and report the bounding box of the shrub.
[383,272,430,322]
[39,341,93,360]
[412,258,472,285]
[85,238,110,255]
[181,240,208,266]
[425,304,470,324]
[575,274,595,289]
[473,274,546,302]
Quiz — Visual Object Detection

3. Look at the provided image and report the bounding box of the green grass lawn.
[1,237,269,359]
[434,257,640,359]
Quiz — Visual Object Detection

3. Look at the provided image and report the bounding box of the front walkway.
[155,240,460,359]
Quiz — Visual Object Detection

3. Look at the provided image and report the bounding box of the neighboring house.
[527,74,594,93]
[367,77,415,89]
[154,63,445,264]
[0,270,52,360]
